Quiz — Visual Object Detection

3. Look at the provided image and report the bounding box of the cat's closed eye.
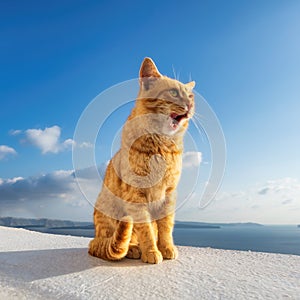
[169,89,179,97]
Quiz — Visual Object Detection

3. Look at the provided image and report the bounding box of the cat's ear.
[185,81,196,91]
[139,58,161,91]
[139,57,161,79]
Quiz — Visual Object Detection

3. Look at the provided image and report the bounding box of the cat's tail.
[88,216,133,261]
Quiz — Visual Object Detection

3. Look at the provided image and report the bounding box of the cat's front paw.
[158,245,178,259]
[141,249,163,264]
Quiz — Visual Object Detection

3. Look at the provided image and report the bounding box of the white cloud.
[258,187,269,195]
[6,177,24,184]
[0,168,99,221]
[257,178,300,195]
[0,145,17,160]
[78,142,93,148]
[282,199,293,205]
[176,177,300,225]
[182,151,202,168]
[25,126,74,154]
[63,138,75,148]
[9,129,22,136]
[64,141,94,149]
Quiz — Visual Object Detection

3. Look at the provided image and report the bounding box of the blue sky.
[1,0,300,223]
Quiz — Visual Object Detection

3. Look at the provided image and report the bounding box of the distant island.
[175,221,263,229]
[0,216,91,229]
[0,217,263,230]
[175,221,220,229]
[298,225,300,228]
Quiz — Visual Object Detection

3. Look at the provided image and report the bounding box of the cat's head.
[136,57,195,136]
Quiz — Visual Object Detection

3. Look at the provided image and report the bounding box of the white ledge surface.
[0,226,299,299]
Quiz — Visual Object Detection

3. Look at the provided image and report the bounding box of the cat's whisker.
[191,114,208,144]
[172,65,177,80]
[193,112,206,121]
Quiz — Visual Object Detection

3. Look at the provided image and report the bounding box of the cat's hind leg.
[89,212,133,261]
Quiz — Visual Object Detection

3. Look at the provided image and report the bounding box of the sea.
[23,224,300,256]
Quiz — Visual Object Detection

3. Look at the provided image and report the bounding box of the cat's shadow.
[0,247,148,282]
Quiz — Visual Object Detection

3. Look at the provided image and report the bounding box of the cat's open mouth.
[170,112,188,130]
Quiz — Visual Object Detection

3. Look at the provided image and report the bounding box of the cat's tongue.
[170,113,179,121]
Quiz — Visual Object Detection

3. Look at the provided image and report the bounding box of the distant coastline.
[0,216,91,229]
[0,216,264,230]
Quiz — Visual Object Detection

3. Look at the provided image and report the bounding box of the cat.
[88,57,195,264]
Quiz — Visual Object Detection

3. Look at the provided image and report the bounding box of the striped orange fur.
[88,58,195,264]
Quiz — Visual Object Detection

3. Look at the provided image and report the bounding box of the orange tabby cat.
[88,58,195,264]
